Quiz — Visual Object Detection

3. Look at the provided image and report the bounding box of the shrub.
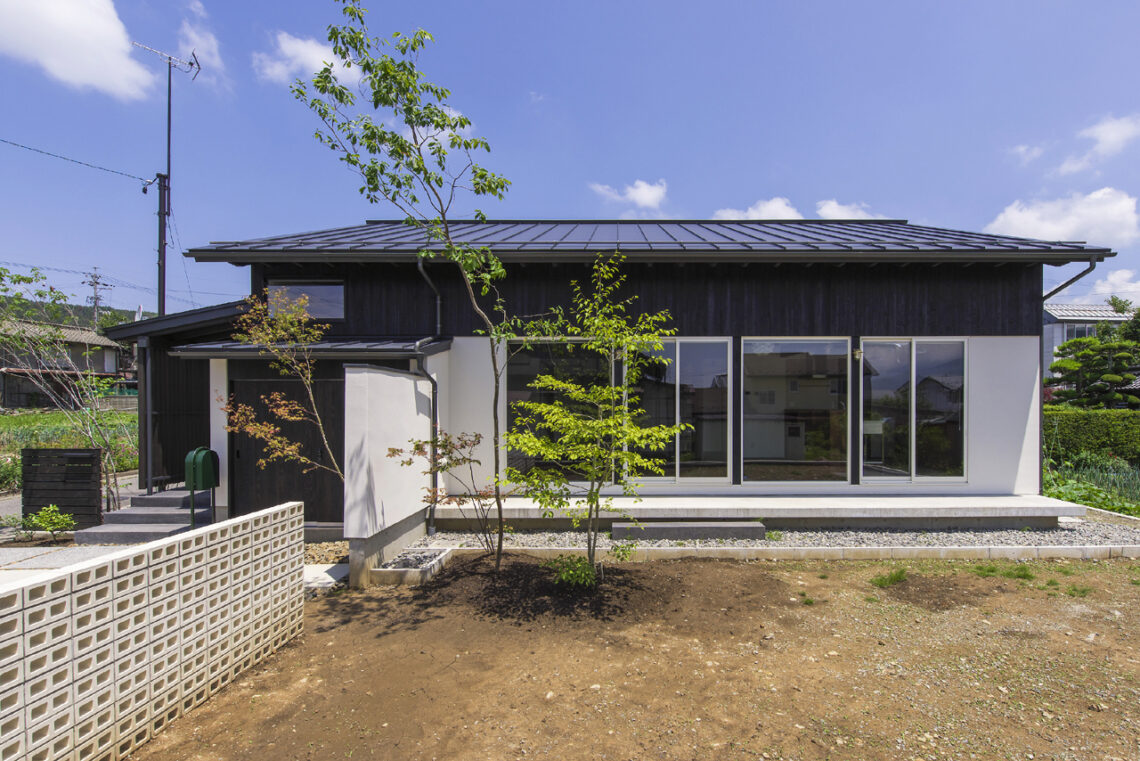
[29,504,76,540]
[1043,408,1140,464]
[540,554,597,589]
[0,514,35,542]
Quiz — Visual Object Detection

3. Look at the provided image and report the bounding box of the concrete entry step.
[74,523,191,545]
[612,521,767,541]
[128,489,210,508]
[102,506,214,525]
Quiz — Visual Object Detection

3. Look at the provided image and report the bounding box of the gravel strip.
[380,549,445,569]
[305,541,348,565]
[410,515,1140,550]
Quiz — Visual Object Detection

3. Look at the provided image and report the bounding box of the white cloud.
[252,31,360,86]
[178,1,226,88]
[0,0,153,100]
[589,179,668,211]
[815,199,885,220]
[984,187,1140,248]
[1058,114,1140,175]
[1069,269,1140,304]
[1011,144,1044,166]
[712,197,803,220]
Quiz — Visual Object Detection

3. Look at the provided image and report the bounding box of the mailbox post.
[184,447,221,527]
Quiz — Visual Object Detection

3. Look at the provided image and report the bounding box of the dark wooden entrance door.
[229,377,345,522]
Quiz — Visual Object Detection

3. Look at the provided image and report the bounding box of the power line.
[0,138,155,189]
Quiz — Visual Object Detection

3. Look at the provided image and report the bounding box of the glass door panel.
[678,341,728,478]
[862,341,911,478]
[631,342,677,477]
[915,342,965,477]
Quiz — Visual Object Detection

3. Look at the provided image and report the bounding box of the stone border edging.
[369,549,453,586]
[446,545,1140,561]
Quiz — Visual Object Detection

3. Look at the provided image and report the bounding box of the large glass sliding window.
[632,343,677,477]
[677,341,729,478]
[742,340,848,481]
[862,340,965,479]
[507,342,611,479]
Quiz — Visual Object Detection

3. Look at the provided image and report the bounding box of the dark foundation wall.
[256,261,1044,338]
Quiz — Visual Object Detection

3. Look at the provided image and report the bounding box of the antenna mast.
[131,42,199,316]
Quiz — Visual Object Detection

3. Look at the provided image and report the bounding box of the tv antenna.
[131,42,200,316]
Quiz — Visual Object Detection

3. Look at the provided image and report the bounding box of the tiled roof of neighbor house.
[3,320,120,348]
[1043,303,1130,321]
[187,219,1116,264]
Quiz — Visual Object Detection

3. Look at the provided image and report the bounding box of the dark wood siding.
[146,339,210,484]
[257,261,1043,338]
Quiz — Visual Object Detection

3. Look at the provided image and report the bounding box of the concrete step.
[74,523,190,545]
[102,506,214,525]
[611,521,767,541]
[129,490,211,508]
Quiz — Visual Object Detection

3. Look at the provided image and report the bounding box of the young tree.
[224,291,344,480]
[0,267,135,508]
[292,0,516,566]
[506,254,686,577]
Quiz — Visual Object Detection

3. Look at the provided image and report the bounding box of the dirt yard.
[137,555,1140,761]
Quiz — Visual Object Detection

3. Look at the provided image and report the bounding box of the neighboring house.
[0,320,124,408]
[1042,303,1128,376]
[105,219,1114,578]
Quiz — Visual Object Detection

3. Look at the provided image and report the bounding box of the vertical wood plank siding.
[257,261,1043,337]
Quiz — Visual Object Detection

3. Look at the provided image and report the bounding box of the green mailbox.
[184,447,220,527]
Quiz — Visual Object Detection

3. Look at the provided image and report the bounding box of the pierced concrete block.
[0,614,20,646]
[0,638,20,673]
[204,617,232,649]
[72,686,113,728]
[0,711,21,745]
[24,707,70,751]
[23,620,69,657]
[150,667,180,697]
[112,570,148,601]
[24,686,69,728]
[114,707,150,759]
[113,647,148,682]
[112,605,148,639]
[71,602,113,636]
[148,558,180,590]
[23,599,70,634]
[72,645,114,683]
[179,548,208,575]
[24,642,70,682]
[180,618,207,660]
[70,664,113,701]
[72,701,113,745]
[69,560,112,592]
[0,734,22,761]
[177,533,207,557]
[0,685,21,721]
[250,554,272,580]
[113,683,149,721]
[22,575,68,608]
[112,626,148,662]
[179,565,208,597]
[180,664,207,700]
[0,665,21,696]
[250,529,273,560]
[205,540,232,568]
[150,685,181,737]
[71,582,112,614]
[178,599,208,628]
[149,576,179,605]
[149,594,178,625]
[230,532,251,554]
[73,726,114,761]
[150,631,179,664]
[72,622,114,657]
[205,590,232,620]
[111,550,148,578]
[180,683,209,713]
[250,513,271,531]
[25,723,70,761]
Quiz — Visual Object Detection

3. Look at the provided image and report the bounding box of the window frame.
[265,279,347,322]
[859,337,968,483]
[739,336,852,486]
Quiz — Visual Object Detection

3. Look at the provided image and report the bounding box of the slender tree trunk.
[489,334,505,571]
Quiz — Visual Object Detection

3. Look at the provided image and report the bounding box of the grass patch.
[817,573,829,579]
[864,595,880,603]
[971,564,999,578]
[1131,578,1140,586]
[1001,565,1036,580]
[801,597,815,606]
[765,530,784,541]
[1065,585,1093,598]
[869,568,907,588]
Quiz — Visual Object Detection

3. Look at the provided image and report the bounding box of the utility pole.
[82,267,111,327]
[132,42,199,316]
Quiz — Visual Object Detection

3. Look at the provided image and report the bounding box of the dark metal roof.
[168,337,452,360]
[187,219,1116,265]
[103,300,246,341]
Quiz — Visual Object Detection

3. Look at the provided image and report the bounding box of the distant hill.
[0,299,155,331]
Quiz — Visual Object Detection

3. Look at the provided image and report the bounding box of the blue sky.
[3,0,1140,313]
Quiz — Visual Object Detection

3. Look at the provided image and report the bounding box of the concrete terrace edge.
[445,545,1140,561]
[369,548,453,586]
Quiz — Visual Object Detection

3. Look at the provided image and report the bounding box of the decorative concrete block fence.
[0,501,305,761]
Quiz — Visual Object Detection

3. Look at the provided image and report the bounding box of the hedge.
[1043,408,1140,464]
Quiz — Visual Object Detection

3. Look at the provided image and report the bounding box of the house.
[105,219,1114,583]
[0,320,124,408]
[1042,303,1129,376]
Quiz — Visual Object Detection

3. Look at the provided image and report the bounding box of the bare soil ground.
[136,555,1140,761]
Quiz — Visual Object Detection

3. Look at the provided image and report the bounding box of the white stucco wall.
[965,336,1040,495]
[443,337,500,493]
[208,359,229,507]
[343,365,433,539]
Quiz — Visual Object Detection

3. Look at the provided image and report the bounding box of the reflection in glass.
[742,340,847,481]
[678,342,728,478]
[631,342,677,477]
[507,342,610,479]
[266,283,345,319]
[915,342,965,477]
[862,341,911,478]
